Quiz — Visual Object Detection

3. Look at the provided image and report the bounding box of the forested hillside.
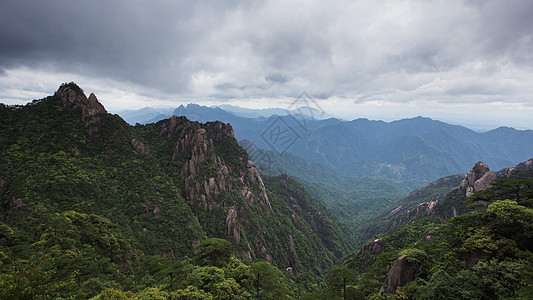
[0,83,350,298]
[307,171,533,299]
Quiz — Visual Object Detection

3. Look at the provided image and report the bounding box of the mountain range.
[119,104,533,188]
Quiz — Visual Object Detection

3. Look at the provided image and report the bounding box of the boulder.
[380,255,417,294]
[460,161,496,197]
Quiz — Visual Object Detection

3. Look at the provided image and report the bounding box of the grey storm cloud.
[1,0,533,105]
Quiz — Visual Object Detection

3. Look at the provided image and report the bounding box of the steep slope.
[365,158,533,239]
[0,83,350,277]
[238,139,410,246]
[334,188,533,299]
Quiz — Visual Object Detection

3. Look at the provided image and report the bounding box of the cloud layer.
[1,0,532,128]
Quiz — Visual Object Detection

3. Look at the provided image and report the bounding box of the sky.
[1,0,533,131]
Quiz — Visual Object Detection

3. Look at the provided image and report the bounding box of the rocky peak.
[379,255,418,294]
[131,139,149,154]
[55,83,108,132]
[459,161,497,197]
[498,158,533,177]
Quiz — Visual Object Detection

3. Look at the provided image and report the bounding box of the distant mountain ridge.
[119,104,533,187]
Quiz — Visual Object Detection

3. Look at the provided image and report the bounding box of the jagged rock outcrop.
[161,115,272,212]
[370,159,533,239]
[225,206,240,243]
[10,196,27,211]
[350,238,384,272]
[459,161,497,197]
[56,83,107,131]
[131,139,149,154]
[498,158,533,177]
[156,115,279,261]
[379,255,417,294]
[357,238,383,256]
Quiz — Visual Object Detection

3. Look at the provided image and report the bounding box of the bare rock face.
[226,207,239,243]
[162,115,272,212]
[357,238,383,256]
[159,115,274,260]
[131,139,149,154]
[459,162,496,197]
[527,159,533,168]
[289,234,300,269]
[56,84,107,124]
[498,158,533,177]
[56,84,108,135]
[380,255,417,294]
[10,196,27,211]
[153,206,162,217]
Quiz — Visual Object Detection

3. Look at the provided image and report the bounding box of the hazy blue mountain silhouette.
[119,105,533,186]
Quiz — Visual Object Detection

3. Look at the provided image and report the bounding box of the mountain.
[309,160,533,299]
[0,83,351,297]
[134,104,533,187]
[117,107,174,124]
[217,104,338,120]
[238,139,411,245]
[216,104,290,119]
[167,105,533,244]
[364,158,533,239]
[288,117,533,187]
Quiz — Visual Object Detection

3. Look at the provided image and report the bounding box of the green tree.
[171,286,213,300]
[193,238,233,267]
[328,265,356,300]
[0,256,75,300]
[250,260,290,299]
[470,178,533,207]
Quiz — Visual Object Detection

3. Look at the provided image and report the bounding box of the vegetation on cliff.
[0,83,349,298]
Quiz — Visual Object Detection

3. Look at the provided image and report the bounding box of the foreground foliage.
[309,177,533,299]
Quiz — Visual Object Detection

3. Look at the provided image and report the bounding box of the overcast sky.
[1,0,533,130]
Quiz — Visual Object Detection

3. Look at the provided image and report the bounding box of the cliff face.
[154,115,276,260]
[379,255,418,294]
[161,116,272,212]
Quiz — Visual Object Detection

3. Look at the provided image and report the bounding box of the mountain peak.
[54,82,108,136]
[459,161,496,197]
[55,82,107,118]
